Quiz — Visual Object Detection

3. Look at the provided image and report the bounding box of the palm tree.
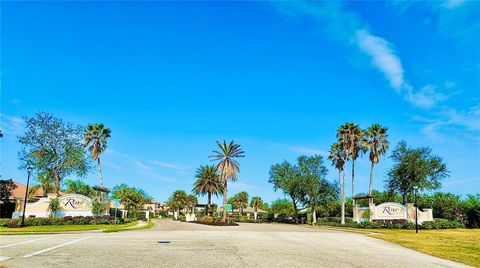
[250,196,264,221]
[328,142,345,224]
[346,123,365,204]
[209,140,245,223]
[192,165,223,216]
[83,123,111,195]
[364,124,389,197]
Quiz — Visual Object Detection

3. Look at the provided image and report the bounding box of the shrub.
[177,215,186,222]
[421,219,464,229]
[0,218,14,227]
[373,219,407,228]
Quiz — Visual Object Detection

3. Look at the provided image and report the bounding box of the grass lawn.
[0,221,138,234]
[368,229,480,267]
[103,221,155,232]
[313,226,480,267]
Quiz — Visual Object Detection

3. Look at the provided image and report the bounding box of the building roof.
[11,182,63,199]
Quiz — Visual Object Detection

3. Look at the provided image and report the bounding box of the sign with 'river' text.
[375,202,406,220]
[58,194,92,211]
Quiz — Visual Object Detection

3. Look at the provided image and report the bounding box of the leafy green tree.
[462,194,480,228]
[83,123,111,195]
[18,112,91,194]
[48,197,61,217]
[64,179,96,198]
[91,198,104,215]
[233,191,249,215]
[270,198,295,214]
[192,165,223,216]
[111,184,151,215]
[297,155,327,224]
[166,190,189,219]
[250,196,265,221]
[269,161,305,222]
[209,140,245,223]
[328,142,346,224]
[0,179,16,203]
[417,192,464,221]
[185,194,198,214]
[364,124,389,195]
[34,172,54,195]
[386,141,449,204]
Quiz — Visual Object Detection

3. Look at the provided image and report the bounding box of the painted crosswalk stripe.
[0,236,51,249]
[23,236,90,258]
[0,256,12,262]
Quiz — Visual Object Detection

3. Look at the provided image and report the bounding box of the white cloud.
[414,106,480,141]
[404,84,451,109]
[442,0,465,10]
[150,160,188,170]
[355,29,405,91]
[10,99,22,106]
[291,146,329,157]
[0,113,24,136]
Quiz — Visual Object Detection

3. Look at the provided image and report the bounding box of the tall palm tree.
[346,123,365,204]
[364,124,389,196]
[328,142,345,224]
[250,196,264,221]
[209,140,245,223]
[83,123,111,194]
[192,165,223,216]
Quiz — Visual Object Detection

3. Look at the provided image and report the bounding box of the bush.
[0,216,121,228]
[421,219,464,229]
[194,216,238,226]
[177,215,186,222]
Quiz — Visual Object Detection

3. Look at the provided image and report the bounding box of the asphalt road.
[0,220,469,268]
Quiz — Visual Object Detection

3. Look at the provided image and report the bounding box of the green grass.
[0,221,138,234]
[313,226,480,267]
[103,220,155,232]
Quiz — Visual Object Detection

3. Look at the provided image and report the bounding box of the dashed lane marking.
[23,236,90,258]
[0,236,51,249]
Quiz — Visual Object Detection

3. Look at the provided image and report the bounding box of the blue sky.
[1,1,479,204]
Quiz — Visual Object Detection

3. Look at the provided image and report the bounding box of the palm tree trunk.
[369,161,375,196]
[207,193,211,216]
[254,207,257,221]
[222,181,227,223]
[341,169,346,225]
[352,159,355,207]
[97,157,103,199]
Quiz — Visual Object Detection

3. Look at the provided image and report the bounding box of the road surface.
[0,220,469,267]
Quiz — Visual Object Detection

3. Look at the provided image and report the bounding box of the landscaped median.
[312,225,480,267]
[0,216,156,234]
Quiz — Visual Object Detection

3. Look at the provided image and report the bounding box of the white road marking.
[0,256,12,262]
[0,236,51,249]
[23,236,90,258]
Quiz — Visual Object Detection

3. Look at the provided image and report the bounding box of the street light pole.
[21,167,34,227]
[414,187,419,234]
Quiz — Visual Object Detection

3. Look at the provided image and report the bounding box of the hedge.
[0,216,130,228]
[315,218,465,229]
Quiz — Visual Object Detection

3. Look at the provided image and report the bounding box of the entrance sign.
[353,202,433,224]
[15,194,94,218]
[375,203,406,219]
[226,203,233,212]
